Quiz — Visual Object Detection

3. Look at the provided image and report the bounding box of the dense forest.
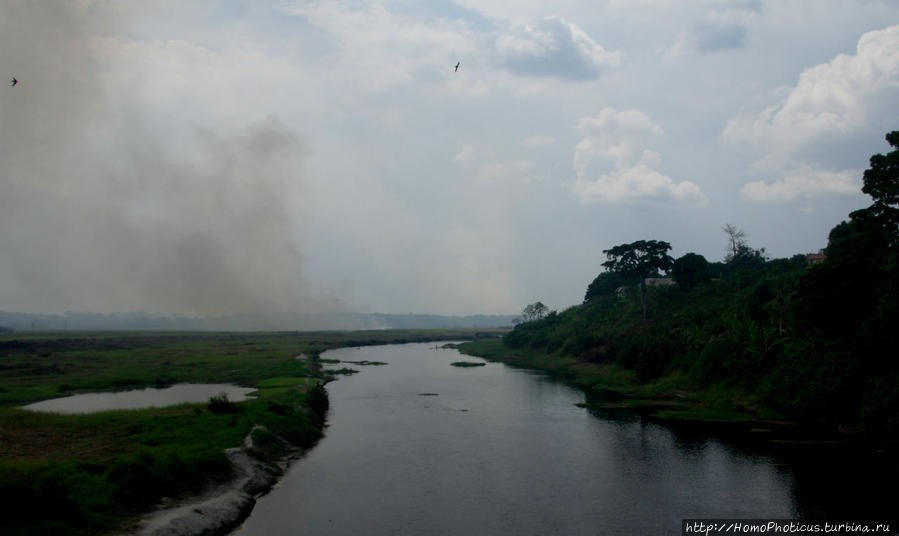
[502,131,899,444]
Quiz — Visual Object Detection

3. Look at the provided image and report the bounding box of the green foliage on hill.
[504,131,899,443]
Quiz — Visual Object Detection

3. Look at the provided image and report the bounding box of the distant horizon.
[0,310,519,332]
[0,239,833,322]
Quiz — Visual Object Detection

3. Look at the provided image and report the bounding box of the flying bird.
[10,77,17,87]
[454,62,460,72]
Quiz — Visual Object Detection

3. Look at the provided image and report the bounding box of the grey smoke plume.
[0,1,318,317]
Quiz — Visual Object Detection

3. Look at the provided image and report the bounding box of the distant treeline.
[505,131,899,442]
[0,311,517,332]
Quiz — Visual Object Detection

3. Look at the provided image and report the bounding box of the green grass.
[0,386,325,536]
[459,339,636,390]
[458,339,777,424]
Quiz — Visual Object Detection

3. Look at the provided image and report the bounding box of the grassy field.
[0,329,496,536]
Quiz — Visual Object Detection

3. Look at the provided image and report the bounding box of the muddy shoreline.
[125,426,309,536]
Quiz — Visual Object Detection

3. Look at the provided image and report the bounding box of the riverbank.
[457,339,871,445]
[129,424,307,536]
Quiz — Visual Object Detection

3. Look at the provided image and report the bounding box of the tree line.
[509,131,899,442]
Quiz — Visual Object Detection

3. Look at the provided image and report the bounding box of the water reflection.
[235,343,815,536]
[23,383,256,413]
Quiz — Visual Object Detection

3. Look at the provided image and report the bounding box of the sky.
[1,0,898,318]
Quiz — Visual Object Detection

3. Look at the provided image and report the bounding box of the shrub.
[207,392,240,414]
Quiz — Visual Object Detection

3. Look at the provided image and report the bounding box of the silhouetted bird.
[10,77,17,87]
[454,62,460,72]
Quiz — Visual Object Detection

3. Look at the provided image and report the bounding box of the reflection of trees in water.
[581,391,897,521]
[782,446,897,520]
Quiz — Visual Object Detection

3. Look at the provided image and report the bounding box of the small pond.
[22,383,257,414]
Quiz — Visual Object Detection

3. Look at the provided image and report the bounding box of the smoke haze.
[1,1,318,317]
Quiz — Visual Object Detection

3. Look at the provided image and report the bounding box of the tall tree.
[671,252,711,289]
[799,130,899,337]
[856,130,899,233]
[722,223,747,262]
[584,271,626,302]
[520,301,549,322]
[602,240,673,320]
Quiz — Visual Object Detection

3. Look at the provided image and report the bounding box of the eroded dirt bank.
[127,426,308,536]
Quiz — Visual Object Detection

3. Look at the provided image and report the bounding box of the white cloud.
[578,108,665,137]
[573,108,664,174]
[724,24,899,155]
[454,144,474,162]
[740,165,860,202]
[496,16,620,80]
[724,24,899,202]
[573,156,708,206]
[572,108,708,207]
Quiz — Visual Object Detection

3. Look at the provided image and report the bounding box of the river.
[233,342,894,536]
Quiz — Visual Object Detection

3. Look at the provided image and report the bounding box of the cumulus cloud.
[573,153,708,206]
[496,16,620,80]
[571,108,708,207]
[740,165,860,202]
[724,24,899,154]
[724,24,899,201]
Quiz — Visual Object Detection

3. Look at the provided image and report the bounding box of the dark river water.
[233,343,895,536]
